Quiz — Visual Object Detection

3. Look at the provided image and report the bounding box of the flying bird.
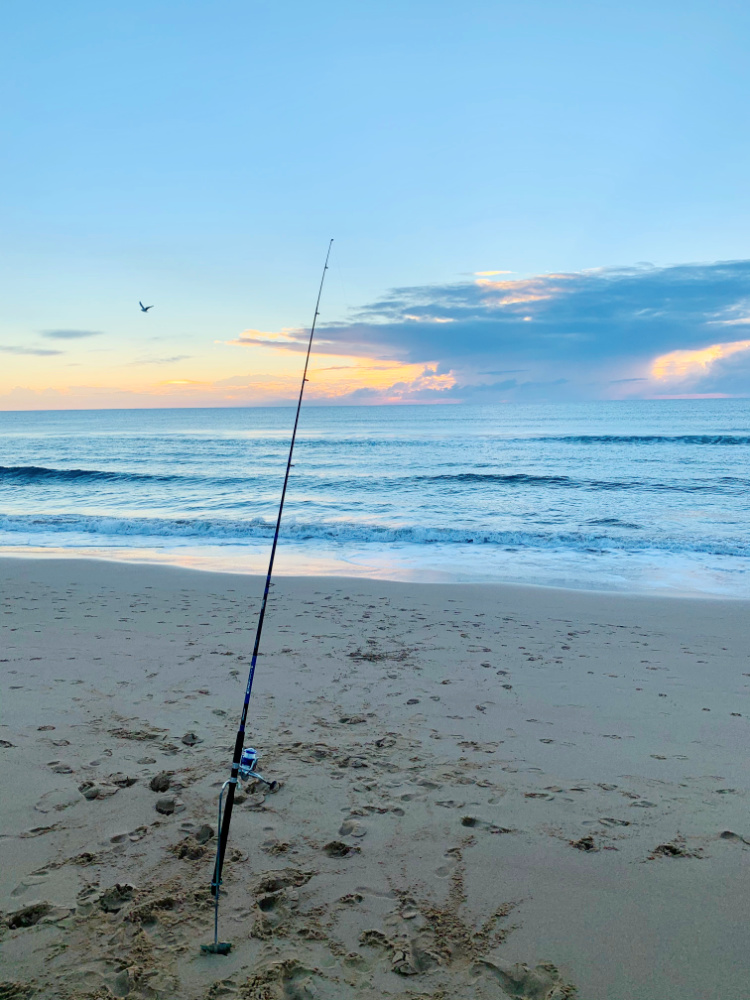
[139,301,153,313]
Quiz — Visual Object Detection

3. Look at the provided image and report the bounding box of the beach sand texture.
[1,557,748,999]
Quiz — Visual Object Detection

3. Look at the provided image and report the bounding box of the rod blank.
[211,239,334,893]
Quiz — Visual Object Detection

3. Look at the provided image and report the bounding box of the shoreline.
[1,545,747,601]
[1,557,749,999]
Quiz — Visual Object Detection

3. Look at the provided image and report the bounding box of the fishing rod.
[210,239,334,902]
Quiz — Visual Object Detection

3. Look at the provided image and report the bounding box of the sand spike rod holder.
[207,240,334,918]
[202,748,277,955]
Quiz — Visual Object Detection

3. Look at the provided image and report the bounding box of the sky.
[2,0,750,408]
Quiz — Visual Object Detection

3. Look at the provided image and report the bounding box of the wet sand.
[1,557,748,999]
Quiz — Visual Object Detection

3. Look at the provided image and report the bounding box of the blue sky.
[2,0,750,406]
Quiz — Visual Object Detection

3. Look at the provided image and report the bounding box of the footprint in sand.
[720,830,750,845]
[110,826,150,844]
[569,835,599,852]
[78,781,119,801]
[323,840,360,858]
[461,816,515,835]
[155,796,185,815]
[47,761,74,774]
[170,835,210,861]
[339,818,367,838]
[19,824,60,839]
[648,842,703,860]
[476,957,576,999]
[106,773,137,788]
[434,846,465,878]
[34,789,81,813]
[10,874,50,898]
[149,771,172,792]
[4,902,59,928]
[97,883,135,913]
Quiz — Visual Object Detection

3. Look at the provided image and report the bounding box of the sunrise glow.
[651,338,750,381]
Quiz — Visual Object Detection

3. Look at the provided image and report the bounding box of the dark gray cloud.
[691,348,750,395]
[0,345,64,356]
[232,260,750,399]
[41,329,103,340]
[311,260,750,367]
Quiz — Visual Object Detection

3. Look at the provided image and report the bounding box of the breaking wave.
[0,513,748,558]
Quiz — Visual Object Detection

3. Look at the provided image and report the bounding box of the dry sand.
[0,557,748,1000]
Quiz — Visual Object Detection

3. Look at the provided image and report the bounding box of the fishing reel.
[239,746,277,791]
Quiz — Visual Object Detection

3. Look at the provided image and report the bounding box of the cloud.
[651,339,750,381]
[127,355,193,366]
[41,329,103,340]
[237,259,750,399]
[672,341,750,396]
[213,358,458,402]
[159,379,209,386]
[227,329,333,353]
[324,261,750,362]
[0,345,64,356]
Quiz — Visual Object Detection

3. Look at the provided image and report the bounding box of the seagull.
[139,301,153,313]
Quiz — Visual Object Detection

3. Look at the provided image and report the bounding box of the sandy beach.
[1,556,748,999]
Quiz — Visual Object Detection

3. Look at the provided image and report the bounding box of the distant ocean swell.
[0,465,185,485]
[417,473,749,494]
[2,465,749,497]
[1,513,747,558]
[531,434,750,445]
[7,432,748,452]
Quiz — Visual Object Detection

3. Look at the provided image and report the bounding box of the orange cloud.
[200,354,457,404]
[651,338,750,381]
[301,357,455,400]
[159,379,210,386]
[475,273,574,309]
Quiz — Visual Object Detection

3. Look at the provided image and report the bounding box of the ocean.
[0,400,748,597]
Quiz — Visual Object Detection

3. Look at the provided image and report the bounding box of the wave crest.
[0,513,747,558]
